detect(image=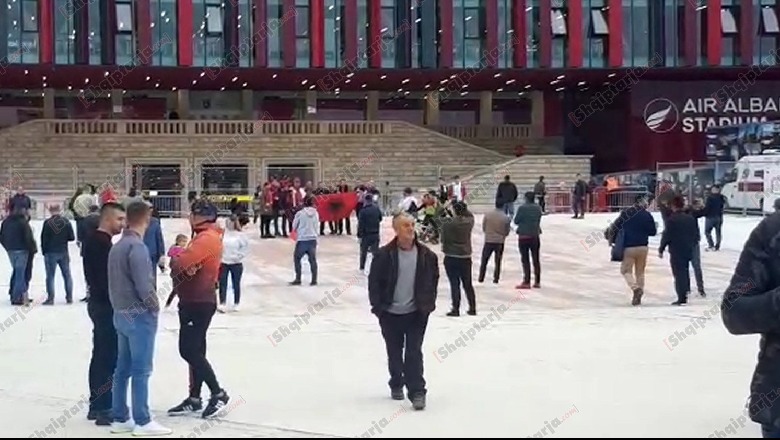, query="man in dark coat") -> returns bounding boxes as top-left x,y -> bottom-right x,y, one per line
357,194 -> 382,272
572,174 -> 588,219
495,175 -> 518,217
0,207 -> 36,305
659,196 -> 699,305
